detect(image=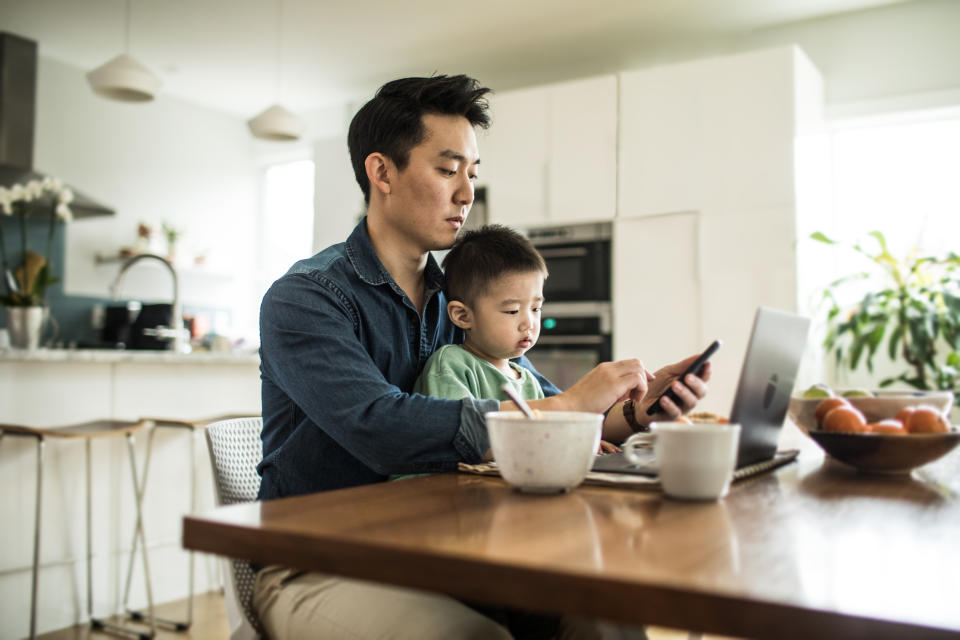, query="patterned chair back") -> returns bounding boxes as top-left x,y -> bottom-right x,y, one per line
205,417 -> 266,639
